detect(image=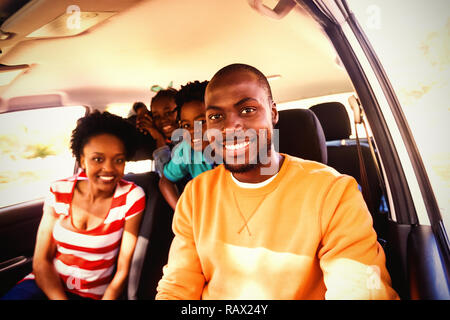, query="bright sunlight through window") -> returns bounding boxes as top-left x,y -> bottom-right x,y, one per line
0,106 -> 86,208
